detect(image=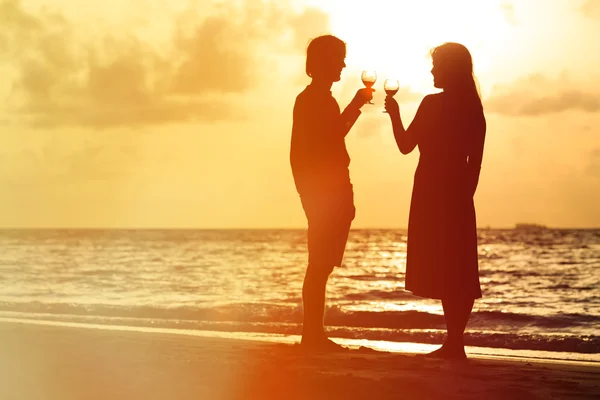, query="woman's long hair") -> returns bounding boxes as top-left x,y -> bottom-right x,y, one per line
431,42 -> 483,111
